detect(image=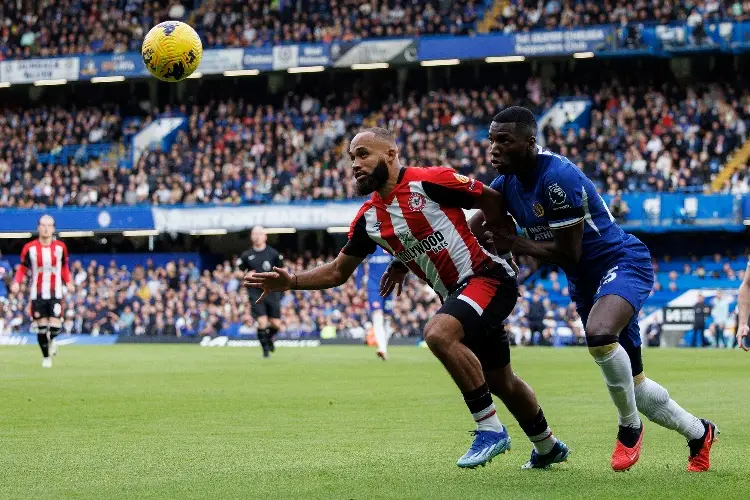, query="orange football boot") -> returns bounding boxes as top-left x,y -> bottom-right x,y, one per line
687,420 -> 718,472
611,423 -> 644,471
